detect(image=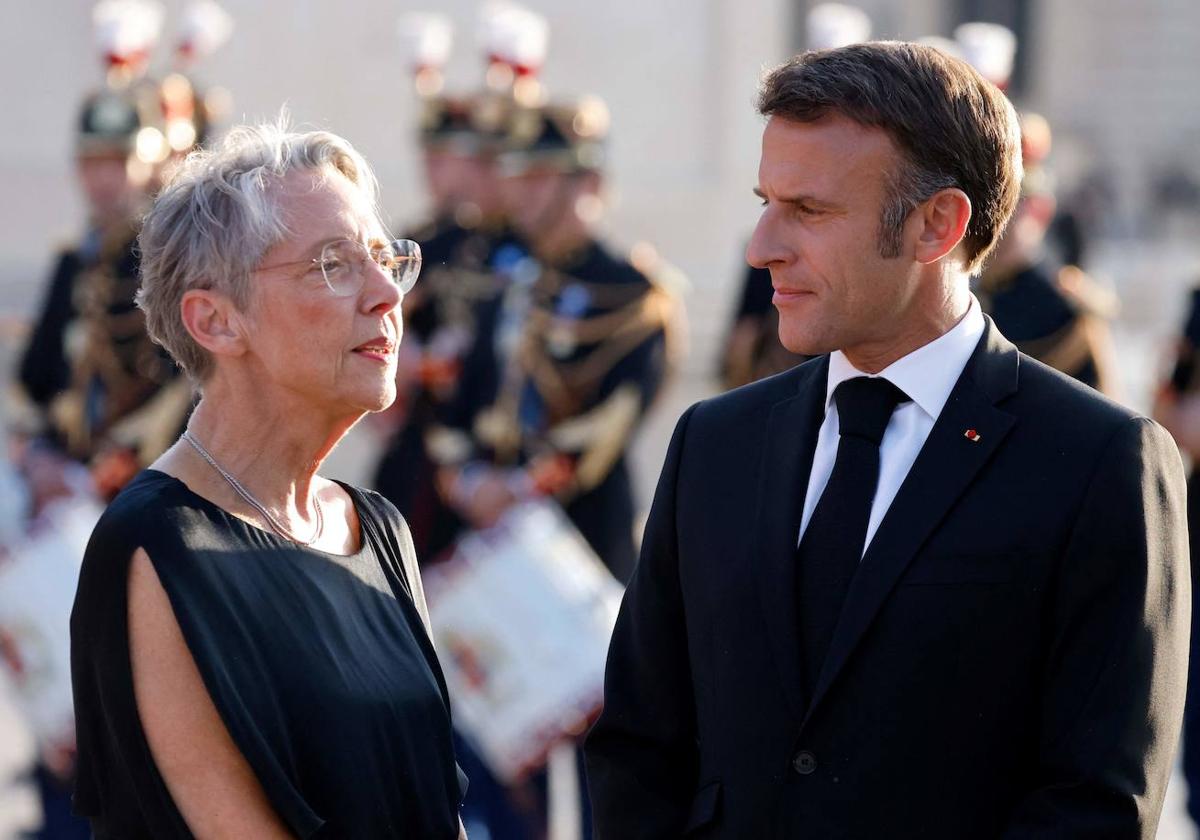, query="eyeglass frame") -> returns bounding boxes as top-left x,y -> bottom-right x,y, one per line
253,237 -> 422,297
